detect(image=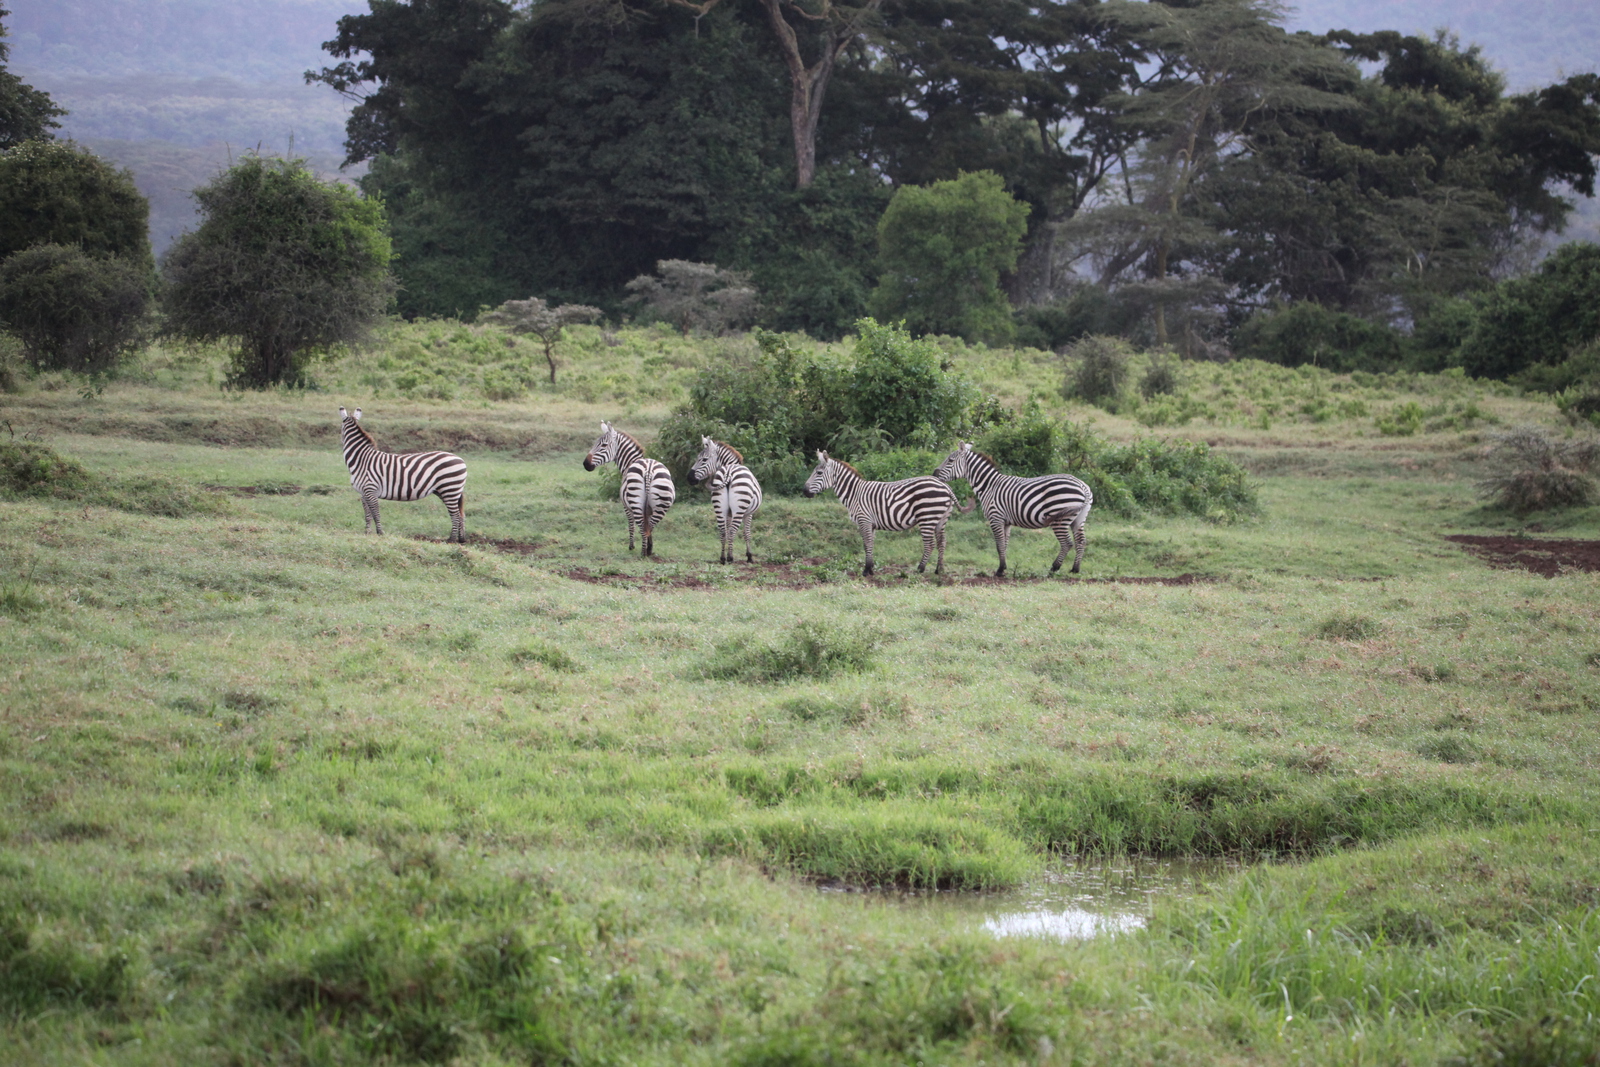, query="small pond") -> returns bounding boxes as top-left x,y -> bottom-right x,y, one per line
838,858 -> 1234,942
